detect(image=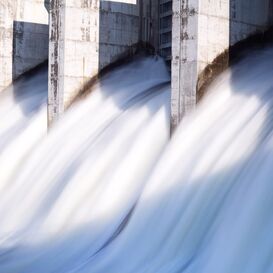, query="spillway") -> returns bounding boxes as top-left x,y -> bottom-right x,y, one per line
0,46 -> 273,273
